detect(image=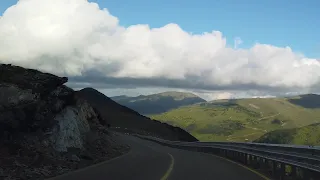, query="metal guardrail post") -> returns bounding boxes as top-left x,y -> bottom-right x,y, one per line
250,155 -> 254,167
279,163 -> 285,180
244,153 -> 248,165
254,156 -> 258,168
256,156 -> 260,169
303,169 -> 311,180
238,152 -> 241,162
290,165 -> 297,179
256,156 -> 261,169
260,158 -> 267,173
272,160 -> 277,177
